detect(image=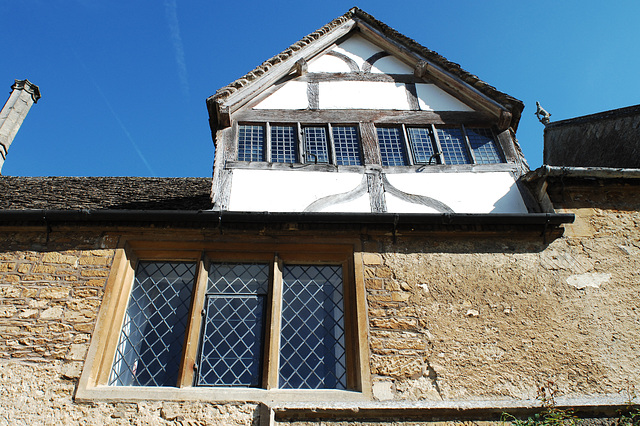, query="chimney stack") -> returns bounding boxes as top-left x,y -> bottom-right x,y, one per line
0,79 -> 41,173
